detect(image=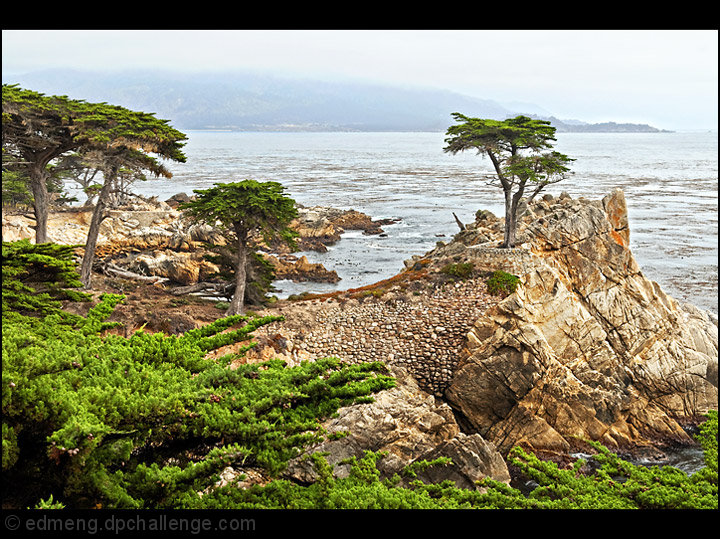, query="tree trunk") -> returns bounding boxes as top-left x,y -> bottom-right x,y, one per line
502,184 -> 527,249
80,176 -> 114,288
502,190 -> 515,248
29,167 -> 50,244
226,231 -> 248,316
